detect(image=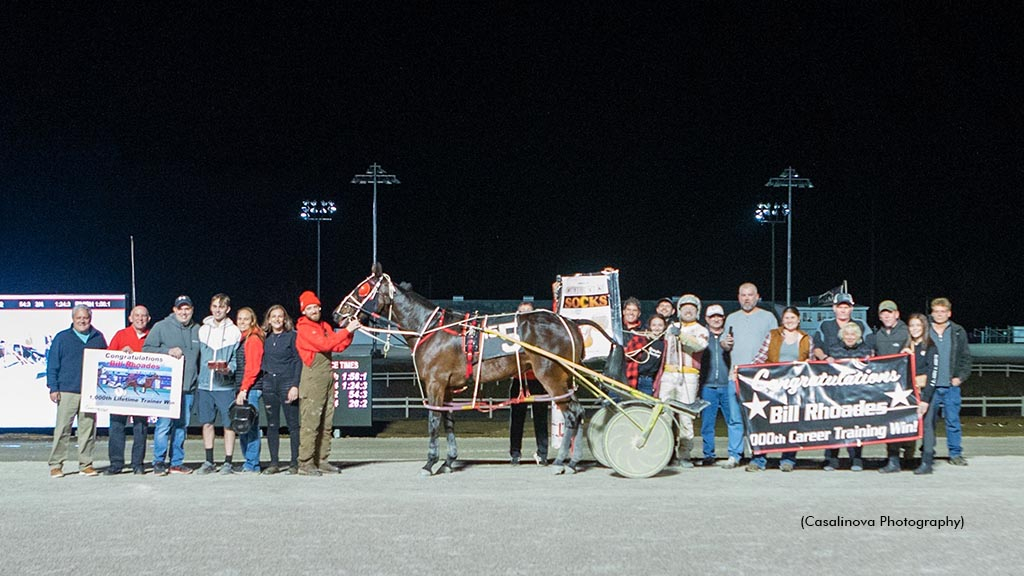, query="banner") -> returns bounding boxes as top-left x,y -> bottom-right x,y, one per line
735,354 -> 921,454
81,350 -> 184,419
